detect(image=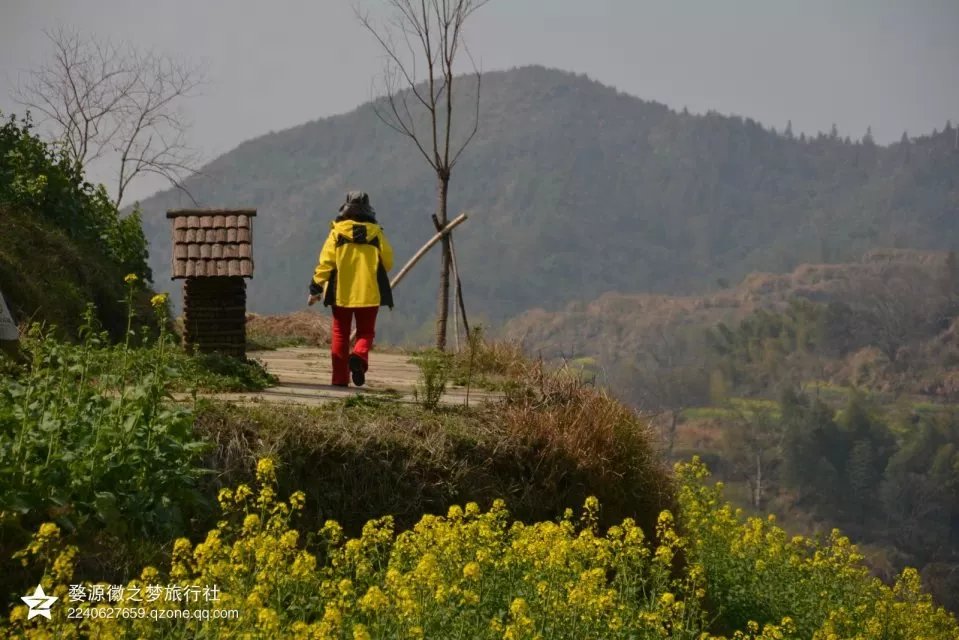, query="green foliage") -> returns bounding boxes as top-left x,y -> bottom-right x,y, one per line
133,66 -> 959,344
0,111 -> 153,339
677,457 -> 959,638
779,391 -> 895,517
0,204 -> 130,339
173,352 -> 278,393
0,289 -> 278,609
0,112 -> 150,282
880,409 -> 959,562
0,305 -> 211,543
411,348 -> 453,410
705,300 -> 831,391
